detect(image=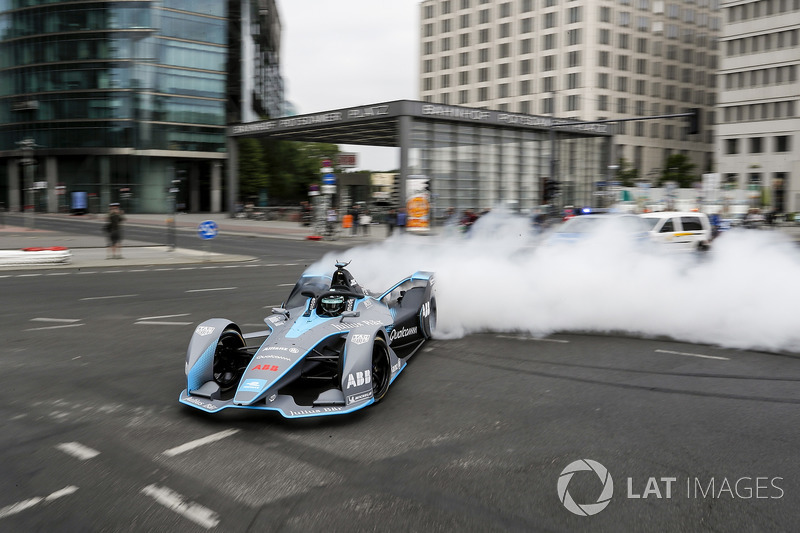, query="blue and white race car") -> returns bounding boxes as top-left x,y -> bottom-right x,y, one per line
180,262 -> 436,418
